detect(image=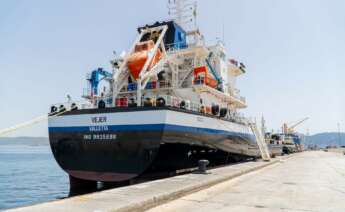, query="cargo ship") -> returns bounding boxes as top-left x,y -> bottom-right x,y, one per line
264,118 -> 308,155
266,133 -> 301,154
48,0 -> 268,187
